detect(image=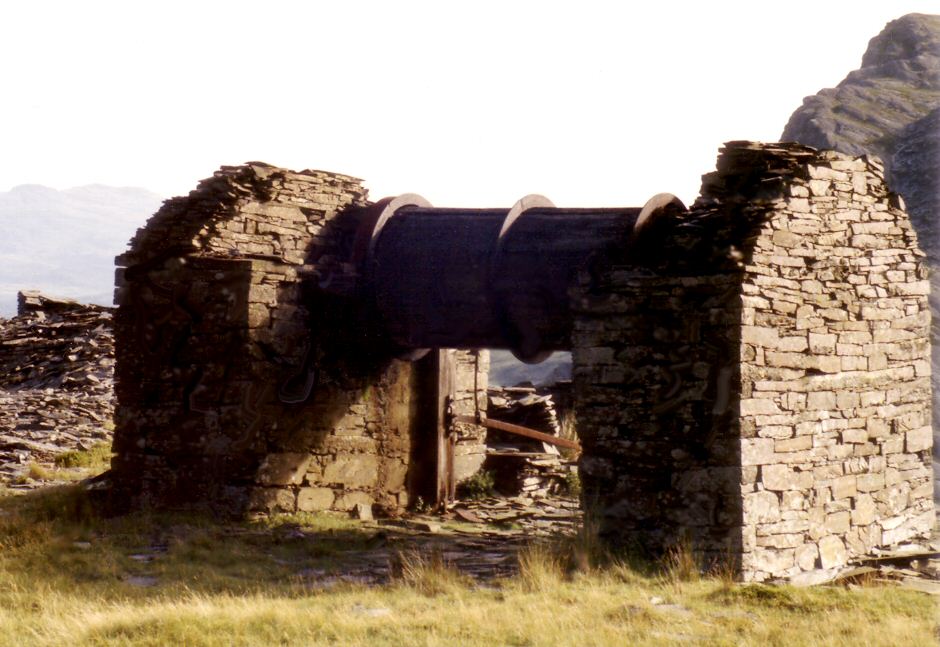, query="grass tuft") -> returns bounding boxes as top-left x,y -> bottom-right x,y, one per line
659,534 -> 702,584
515,542 -> 567,591
54,442 -> 113,471
392,549 -> 472,596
